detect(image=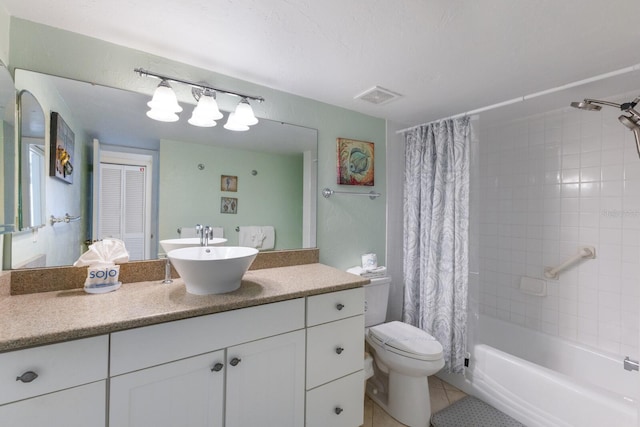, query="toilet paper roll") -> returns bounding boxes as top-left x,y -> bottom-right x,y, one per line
361,253 -> 378,270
